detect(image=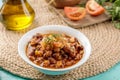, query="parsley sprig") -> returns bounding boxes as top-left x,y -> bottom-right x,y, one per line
96,0 -> 120,29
